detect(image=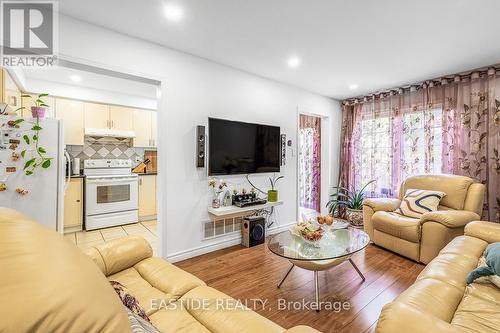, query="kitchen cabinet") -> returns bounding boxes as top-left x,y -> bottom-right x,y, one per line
64,178 -> 83,233
55,98 -> 85,145
84,102 -> 109,129
21,93 -> 55,118
110,105 -> 134,131
133,109 -> 157,147
3,70 -> 22,115
138,174 -> 157,220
